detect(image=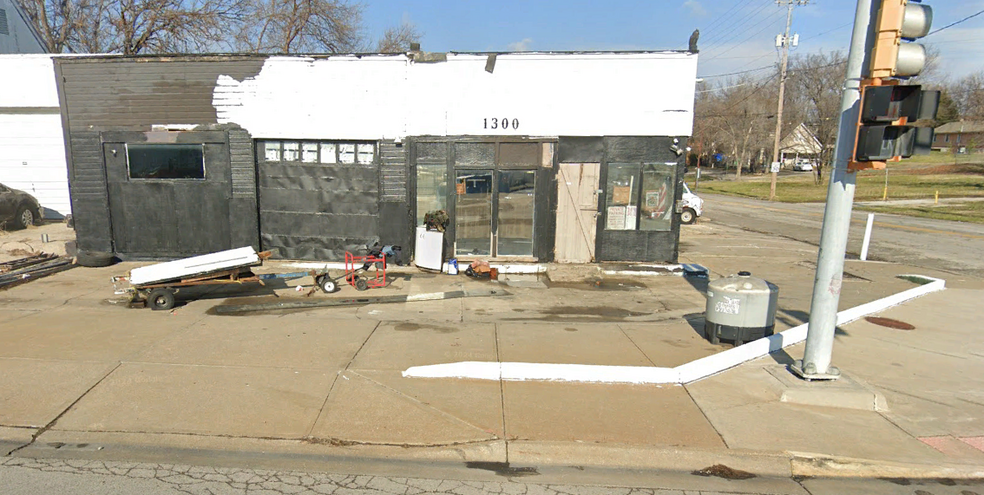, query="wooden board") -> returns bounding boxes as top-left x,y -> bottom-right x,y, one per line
554,163 -> 600,263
